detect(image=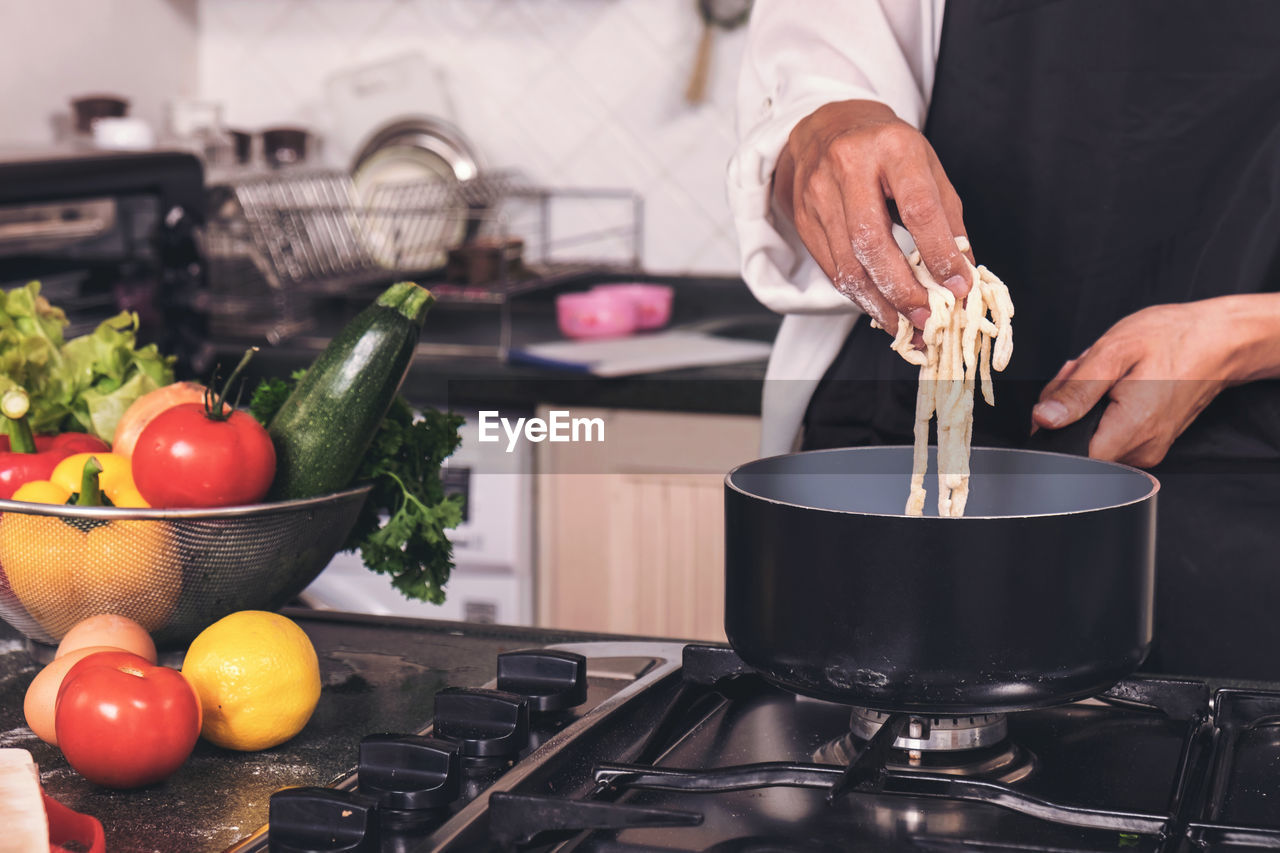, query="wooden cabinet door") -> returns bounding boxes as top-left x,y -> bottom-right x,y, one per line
535,407 -> 761,641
